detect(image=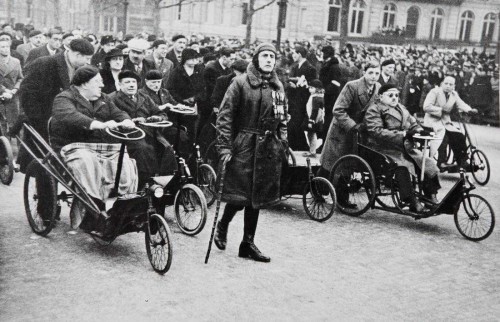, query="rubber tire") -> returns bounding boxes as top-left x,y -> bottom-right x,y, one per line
24,161 -> 57,236
454,194 -> 495,241
329,155 -> 376,217
0,136 -> 14,185
198,164 -> 217,207
174,184 -> 207,236
302,177 -> 337,222
145,214 -> 173,274
470,149 -> 490,186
